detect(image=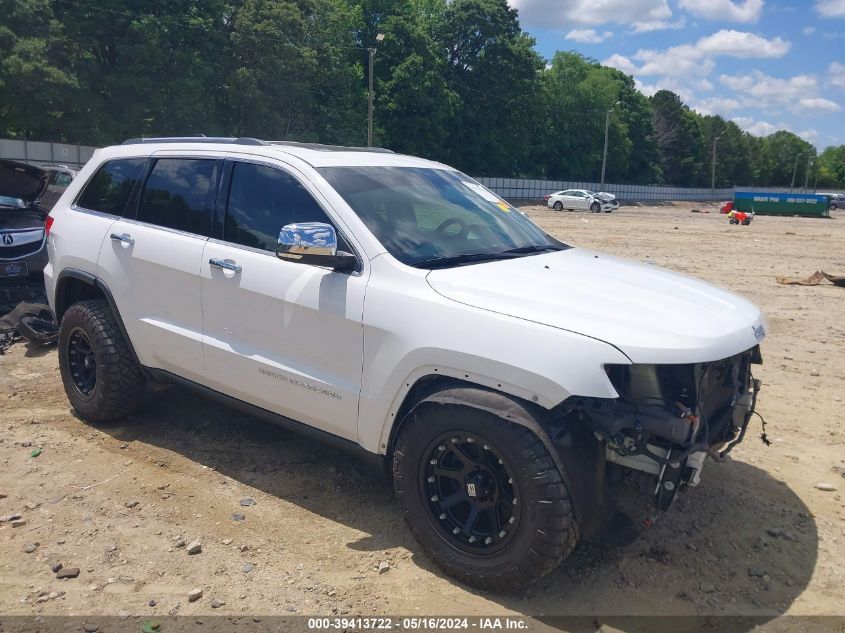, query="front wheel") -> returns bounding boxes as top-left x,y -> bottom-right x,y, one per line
393,400 -> 577,592
58,300 -> 146,423
590,202 -> 601,213
553,201 -> 563,211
